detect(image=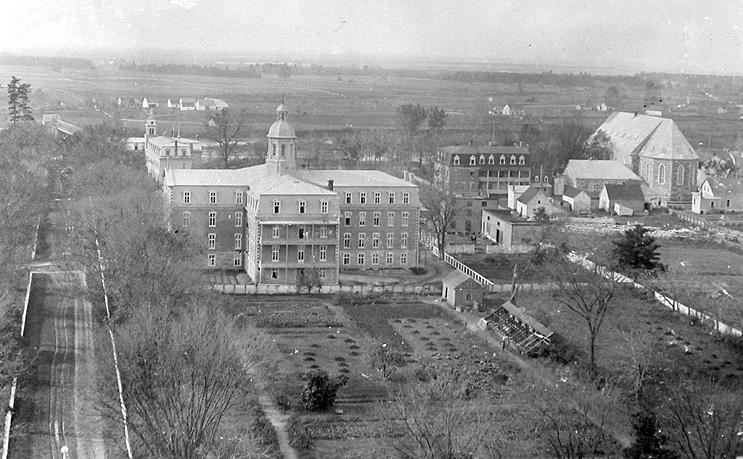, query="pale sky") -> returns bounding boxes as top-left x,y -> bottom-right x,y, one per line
4,0 -> 743,74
